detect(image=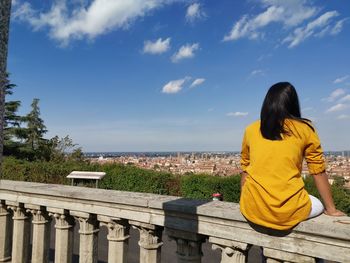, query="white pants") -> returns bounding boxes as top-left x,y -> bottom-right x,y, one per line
307,195 -> 324,219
